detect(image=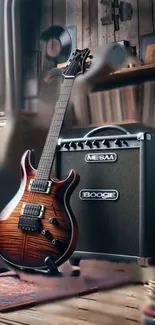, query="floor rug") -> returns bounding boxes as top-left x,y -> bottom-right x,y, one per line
0,260 -> 134,313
